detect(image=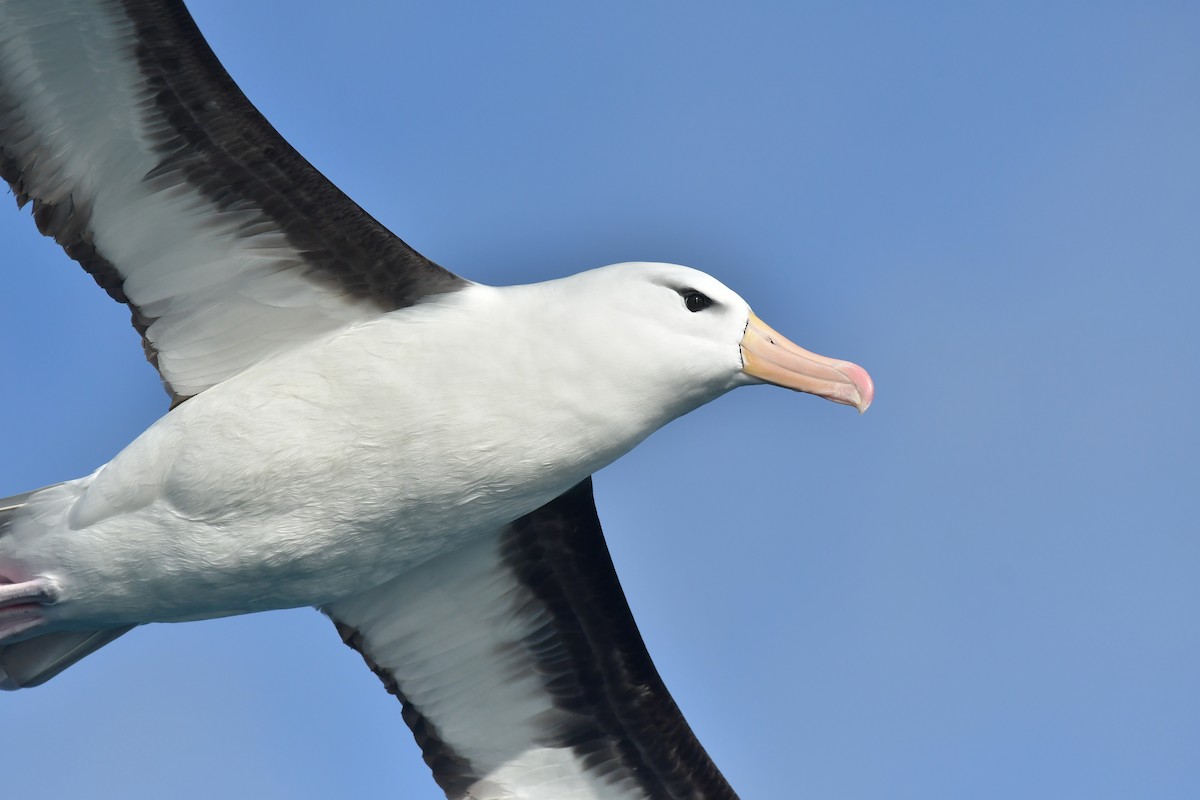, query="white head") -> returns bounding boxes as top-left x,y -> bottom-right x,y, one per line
508,262 -> 872,434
